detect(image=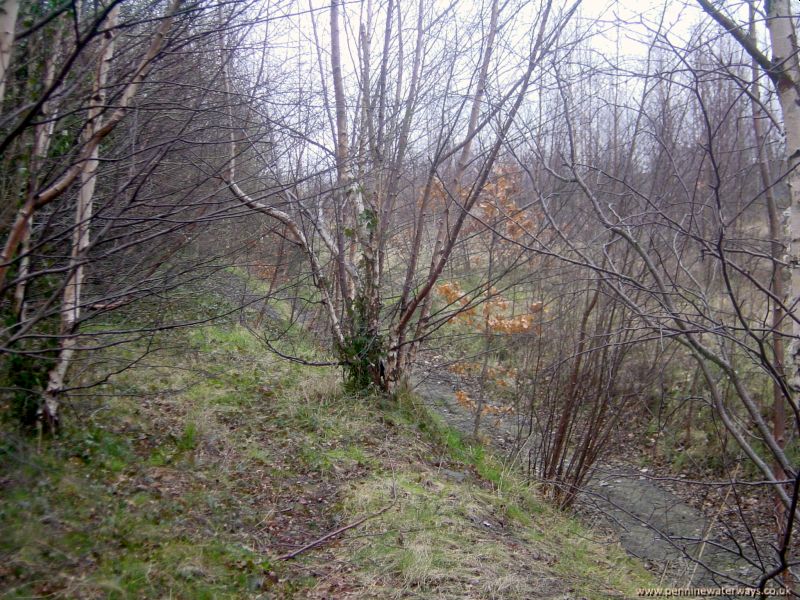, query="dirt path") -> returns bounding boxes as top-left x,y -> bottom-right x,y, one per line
415,374 -> 760,589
